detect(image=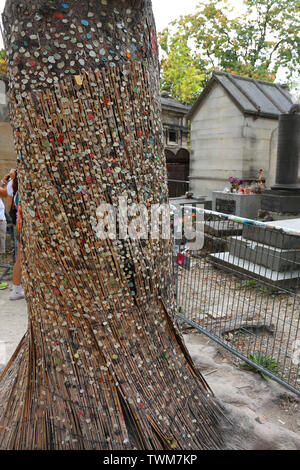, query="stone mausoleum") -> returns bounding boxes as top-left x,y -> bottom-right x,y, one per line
187,71 -> 296,199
